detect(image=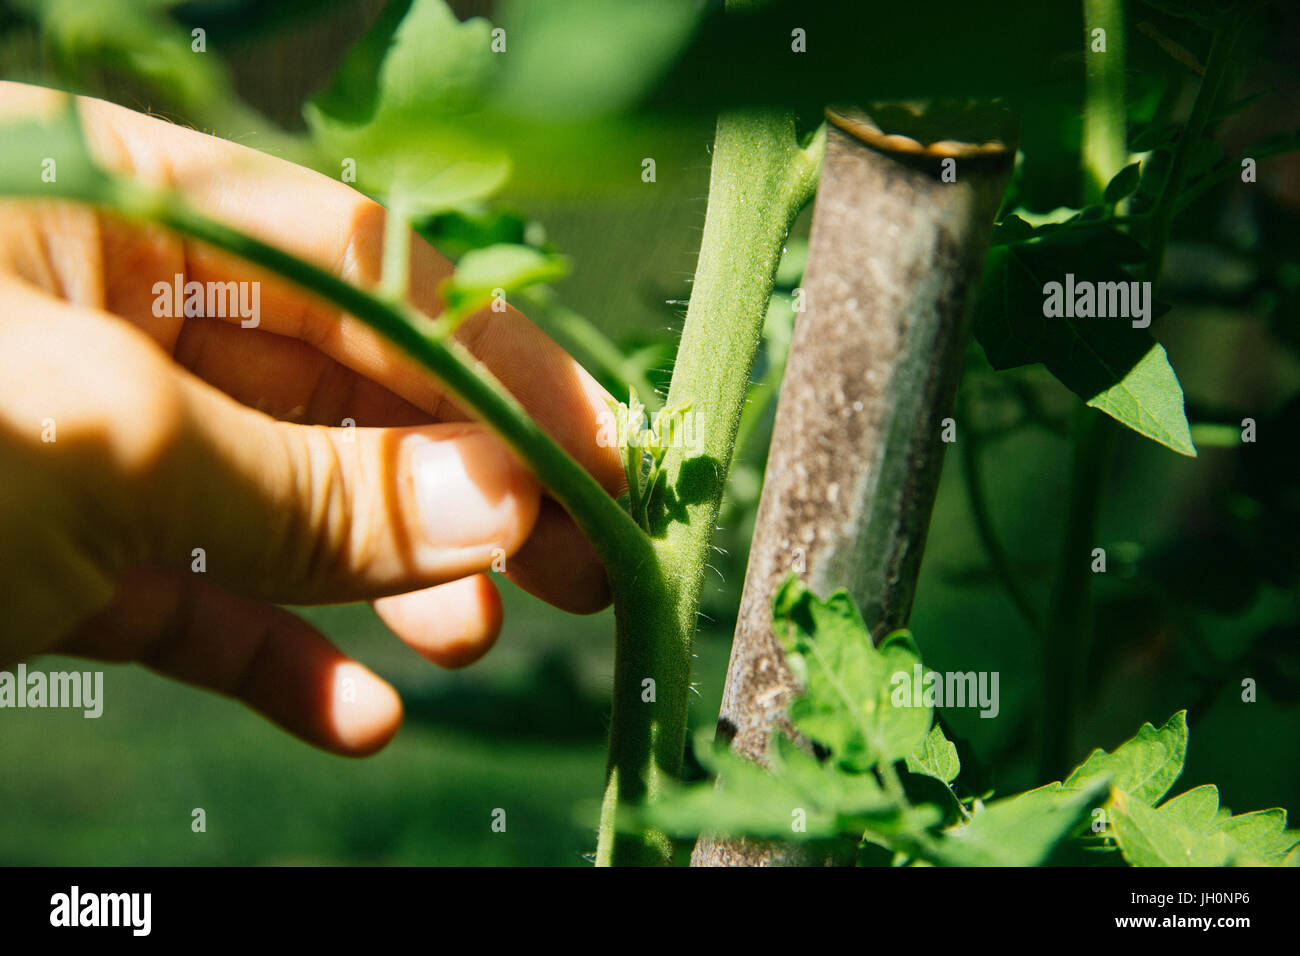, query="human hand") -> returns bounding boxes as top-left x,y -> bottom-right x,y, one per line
0,82 -> 624,755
